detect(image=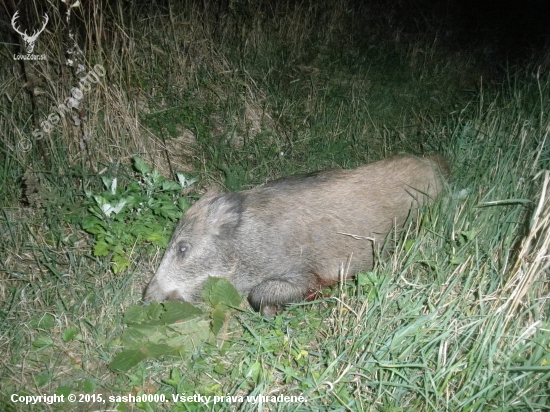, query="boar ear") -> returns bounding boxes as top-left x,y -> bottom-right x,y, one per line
207,192 -> 244,232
